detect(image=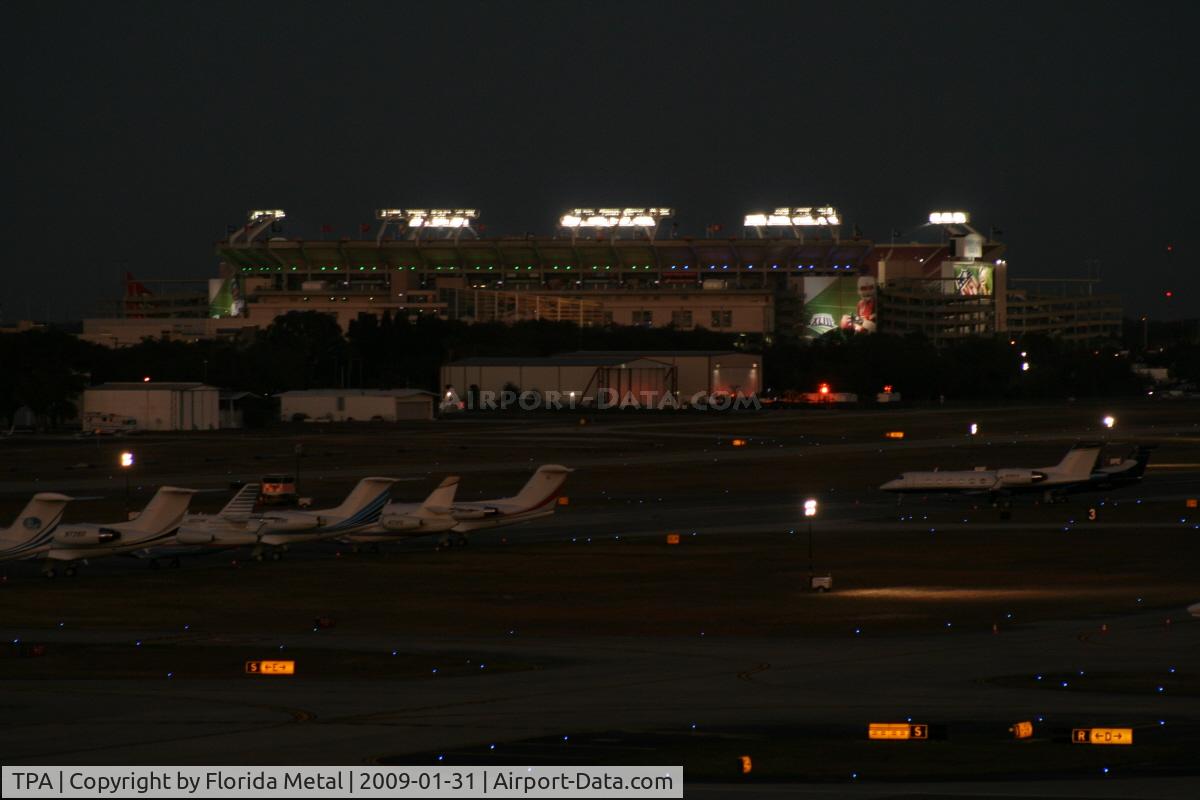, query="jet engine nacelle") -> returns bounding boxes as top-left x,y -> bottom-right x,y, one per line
995,469 -> 1047,486
175,528 -> 215,545
261,513 -> 324,531
380,515 -> 422,531
52,526 -> 121,545
449,507 -> 498,520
